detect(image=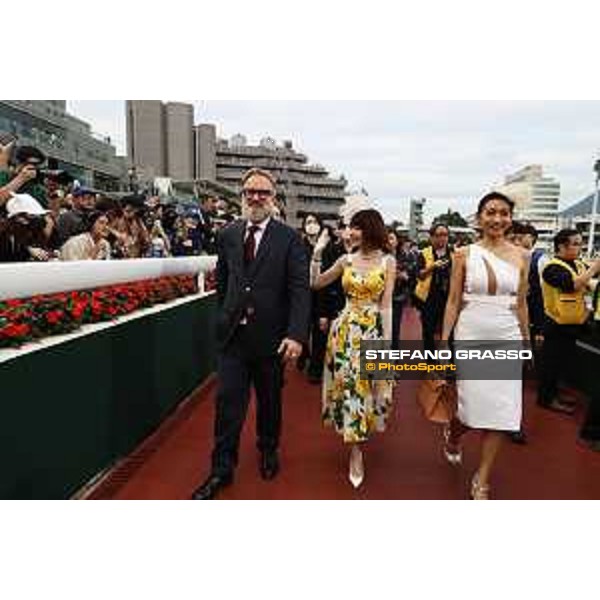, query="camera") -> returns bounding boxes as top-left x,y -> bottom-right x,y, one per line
38,168 -> 75,186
